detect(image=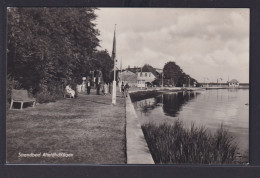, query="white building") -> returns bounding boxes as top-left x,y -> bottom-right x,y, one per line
136,65 -> 159,88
